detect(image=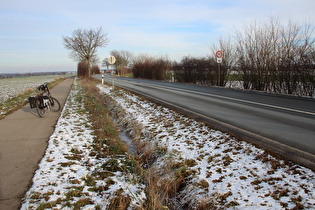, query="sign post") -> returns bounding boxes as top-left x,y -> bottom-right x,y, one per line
215,51 -> 223,86
107,56 -> 116,88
